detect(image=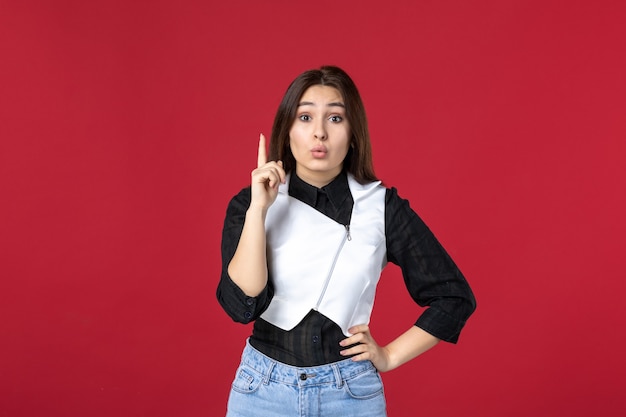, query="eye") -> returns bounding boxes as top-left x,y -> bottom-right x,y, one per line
299,114 -> 312,122
329,115 -> 343,123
